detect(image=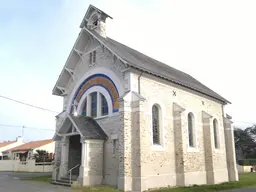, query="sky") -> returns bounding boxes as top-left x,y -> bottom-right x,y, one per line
0,0 -> 256,142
